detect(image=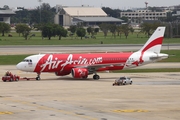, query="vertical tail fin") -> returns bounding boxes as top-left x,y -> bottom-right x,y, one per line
138,27 -> 166,53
